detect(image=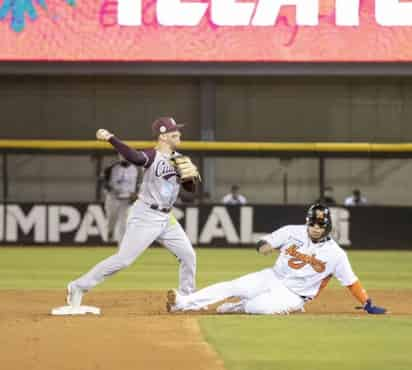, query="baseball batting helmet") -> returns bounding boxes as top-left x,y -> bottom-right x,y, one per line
306,203 -> 332,236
